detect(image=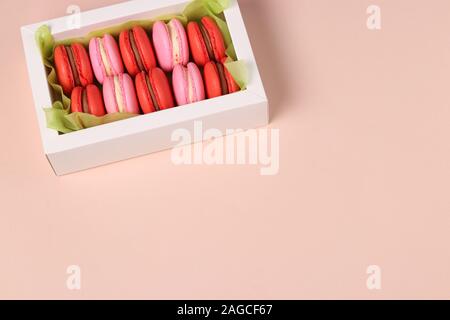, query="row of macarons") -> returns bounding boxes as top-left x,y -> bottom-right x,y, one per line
54,17 -> 239,115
